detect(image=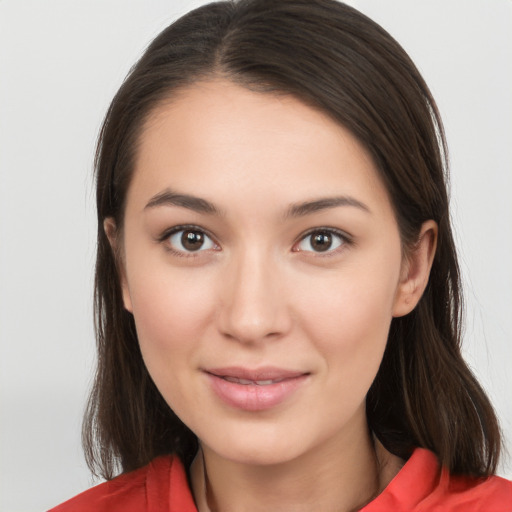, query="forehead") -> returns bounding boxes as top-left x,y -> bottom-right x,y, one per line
142,79 -> 369,158
129,79 -> 391,216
